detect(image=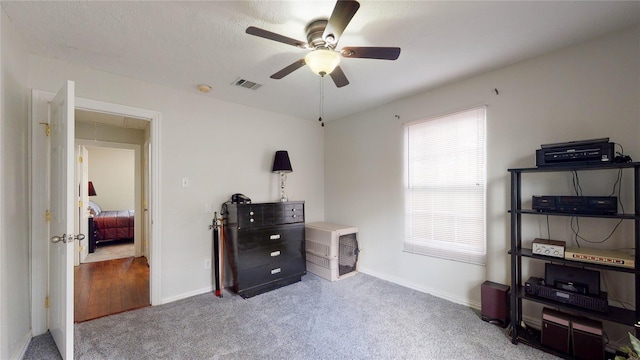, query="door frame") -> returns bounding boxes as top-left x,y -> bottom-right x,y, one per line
76,140 -> 143,260
75,145 -> 90,265
30,89 -> 162,335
